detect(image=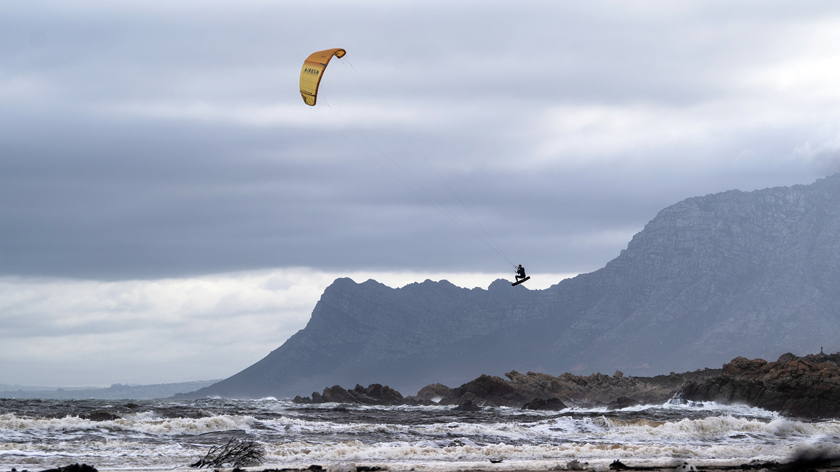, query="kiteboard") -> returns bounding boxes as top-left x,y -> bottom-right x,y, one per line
511,276 -> 530,287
